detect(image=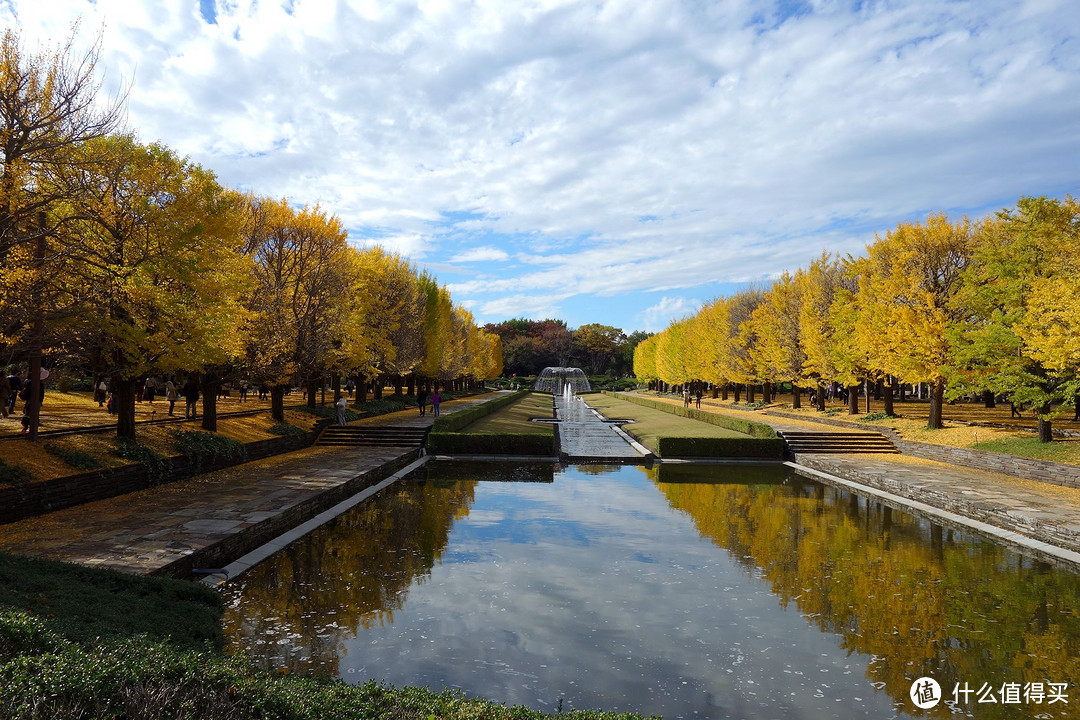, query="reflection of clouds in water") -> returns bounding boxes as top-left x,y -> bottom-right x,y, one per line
336,465 -> 892,718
